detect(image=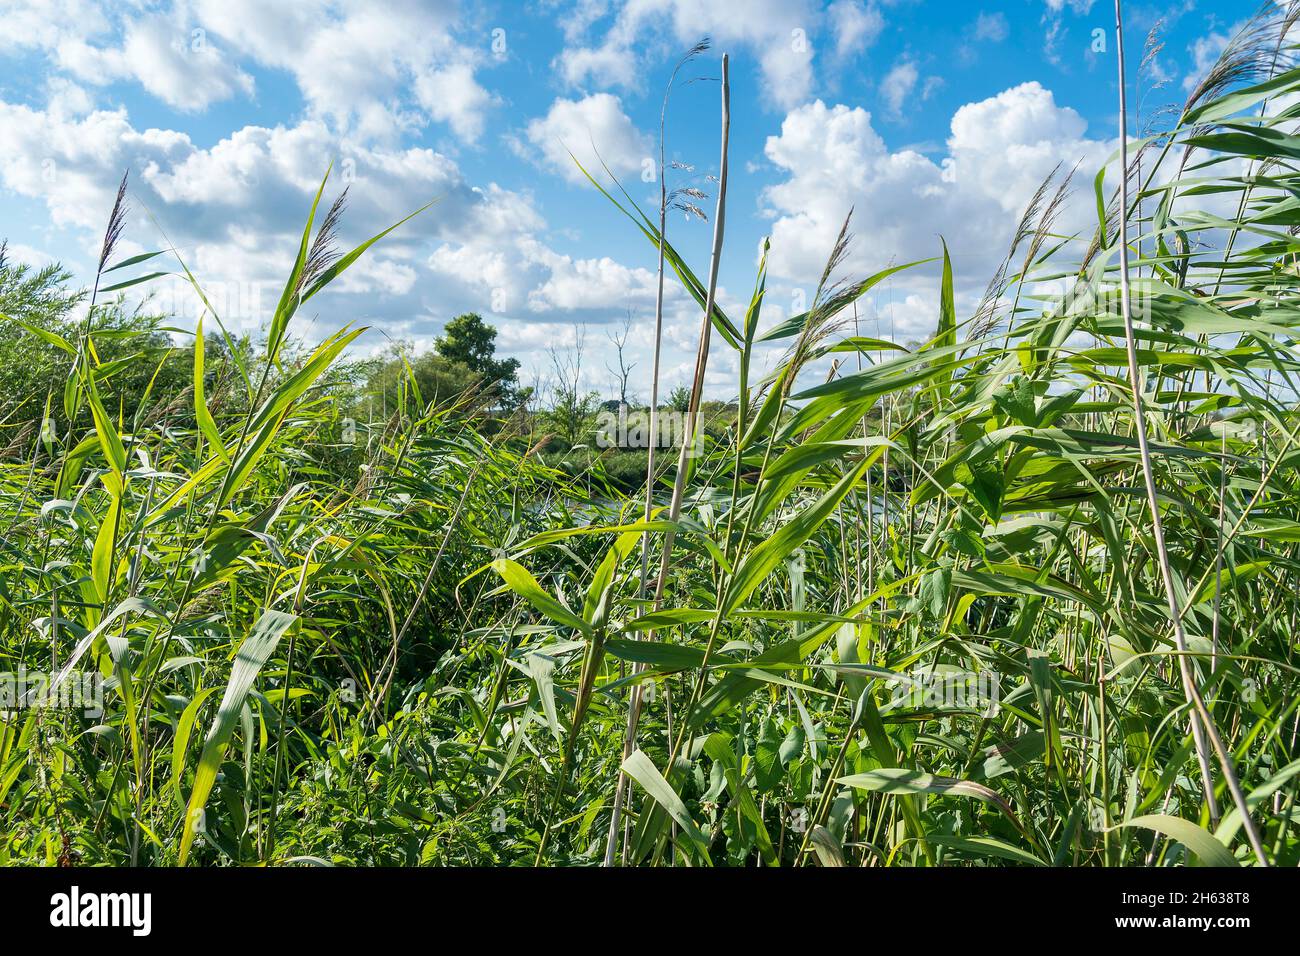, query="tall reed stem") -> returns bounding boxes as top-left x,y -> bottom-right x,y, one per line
1114,0 -> 1268,866
649,50 -> 729,673
615,53 -> 728,864
604,41 -> 710,866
